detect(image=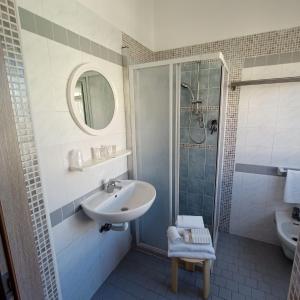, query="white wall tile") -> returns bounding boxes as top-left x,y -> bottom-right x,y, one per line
271,146 -> 300,168
242,146 -> 272,165
278,83 -> 300,108
41,0 -> 80,33
17,0 -> 43,14
248,85 -> 280,109
48,39 -> 83,78
47,40 -> 83,112
276,106 -> 300,129
38,145 -> 68,212
240,174 -> 268,207
21,31 -> 55,113
230,173 -> 285,245
56,225 -> 131,300
241,68 -> 254,80
232,63 -> 300,244
280,62 -> 300,77
52,211 -> 97,254
41,0 -> 122,54
238,85 -> 252,107
20,4 -> 129,297
248,65 -> 282,80
273,128 -> 300,149
76,5 -> 122,54
247,106 -> 277,128
237,106 -> 248,128
245,126 -> 275,147
33,111 -> 72,147
230,172 -> 243,203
